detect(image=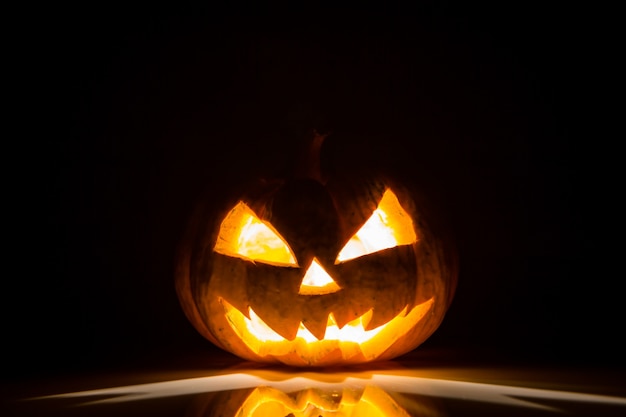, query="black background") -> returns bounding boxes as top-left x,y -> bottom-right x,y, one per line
6,3 -> 621,380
